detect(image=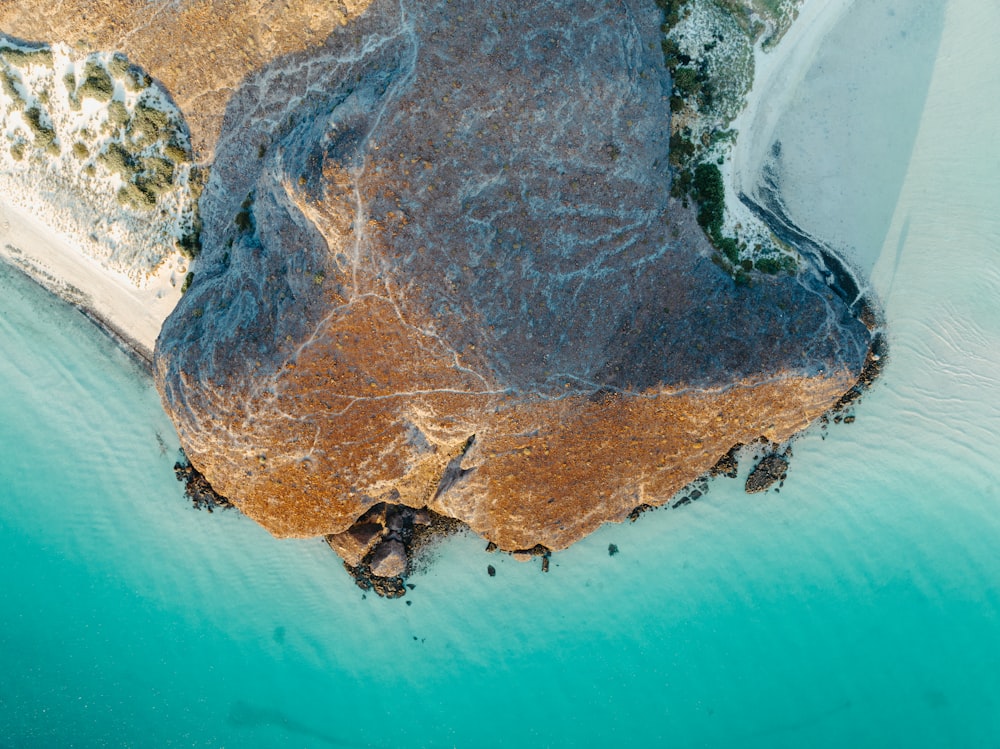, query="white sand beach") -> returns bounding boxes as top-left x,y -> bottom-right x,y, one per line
722,0 -> 855,240
0,197 -> 182,364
